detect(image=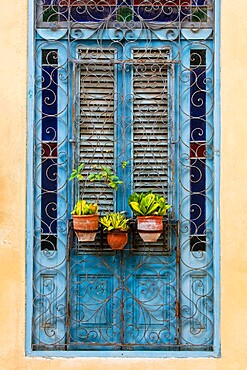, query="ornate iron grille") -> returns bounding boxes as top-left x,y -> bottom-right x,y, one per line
31,0 -> 216,353
67,219 -> 179,350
